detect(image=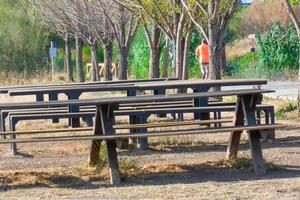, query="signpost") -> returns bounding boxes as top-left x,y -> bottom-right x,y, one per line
49,41 -> 57,80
